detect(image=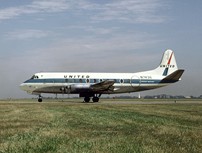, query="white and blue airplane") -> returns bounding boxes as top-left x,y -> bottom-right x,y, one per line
20,49 -> 184,102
